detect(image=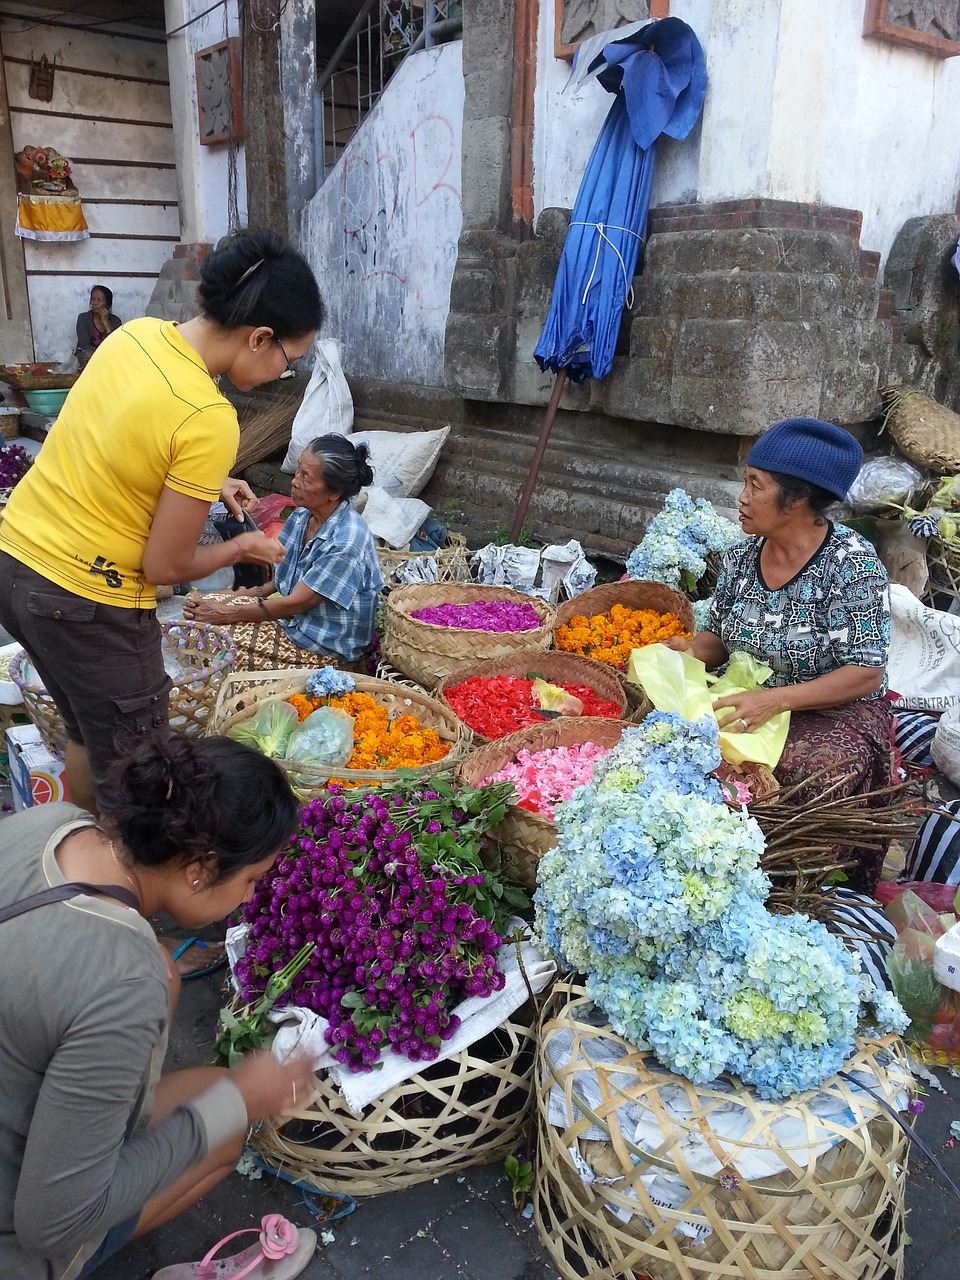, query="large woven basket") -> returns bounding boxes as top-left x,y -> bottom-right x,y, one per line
382,583 -> 555,691
210,667 -> 471,795
535,981 -> 911,1280
249,1004 -> 536,1198
880,385 -> 960,474
377,531 -> 472,591
555,580 -> 694,668
8,621 -> 236,755
438,649 -> 627,742
0,365 -> 78,391
459,718 -> 631,891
